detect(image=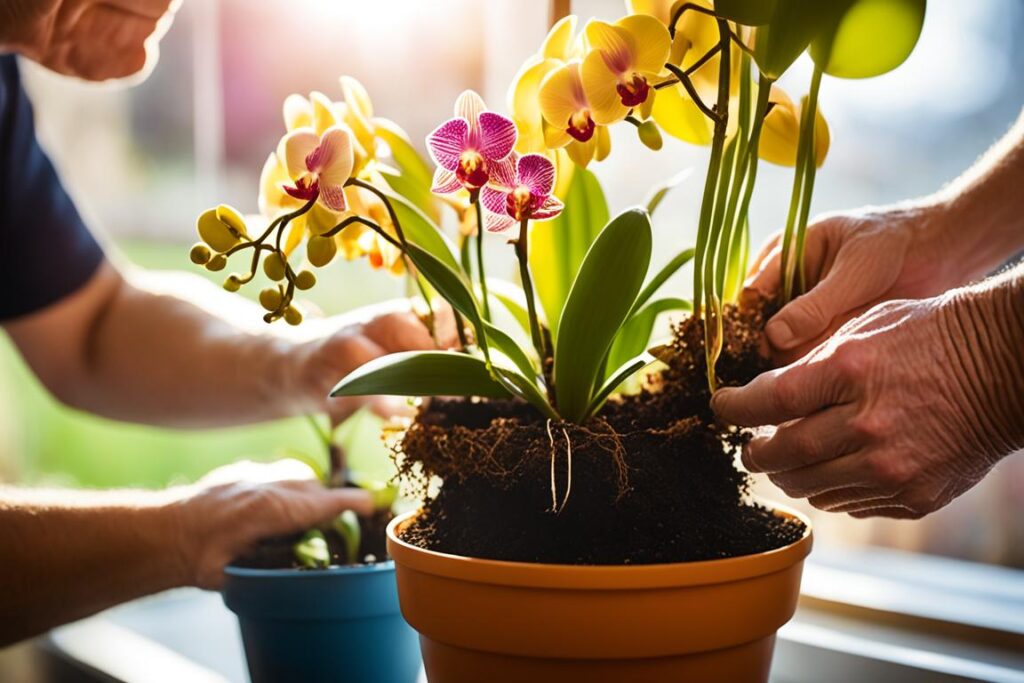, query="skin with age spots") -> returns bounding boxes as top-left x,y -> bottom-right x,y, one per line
716,111 -> 1024,519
